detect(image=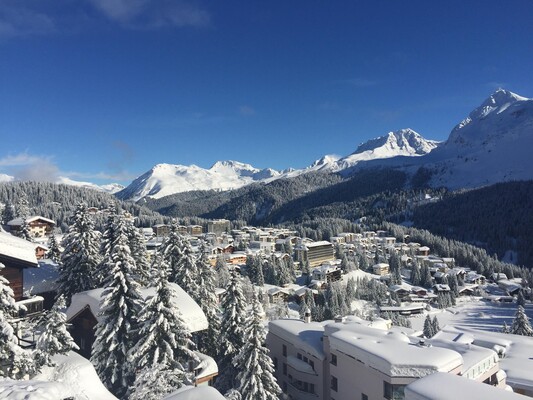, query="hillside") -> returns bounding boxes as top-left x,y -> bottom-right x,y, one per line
410,180 -> 533,268
0,181 -> 167,231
